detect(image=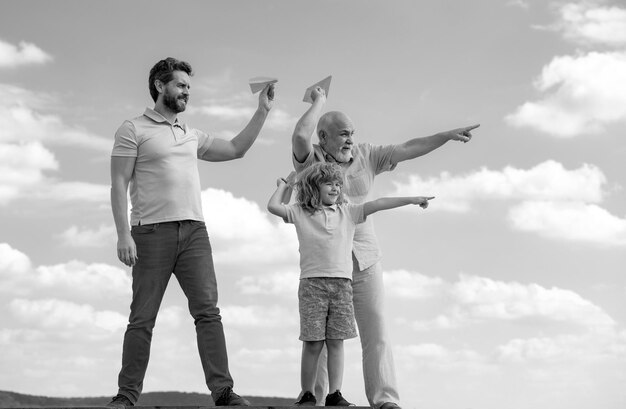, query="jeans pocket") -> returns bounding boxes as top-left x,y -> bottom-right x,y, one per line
131,223 -> 160,234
